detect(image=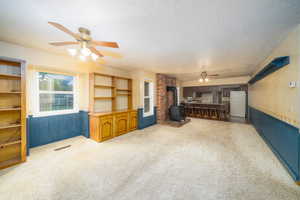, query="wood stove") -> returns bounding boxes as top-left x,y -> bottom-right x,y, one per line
167,86 -> 186,121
